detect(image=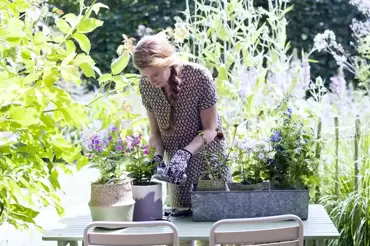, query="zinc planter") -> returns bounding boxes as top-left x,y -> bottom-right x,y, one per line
191,189 -> 309,222
132,182 -> 162,221
88,181 -> 135,222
